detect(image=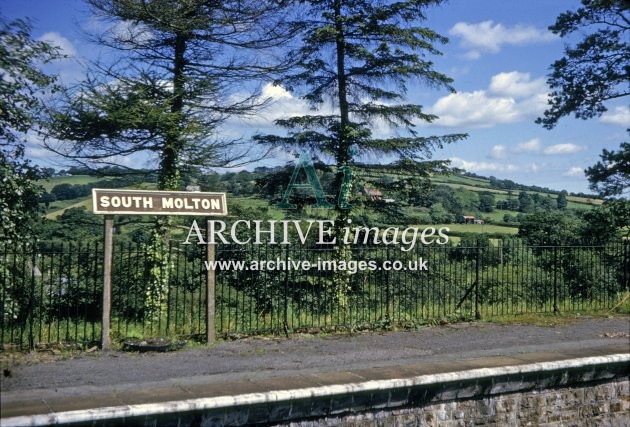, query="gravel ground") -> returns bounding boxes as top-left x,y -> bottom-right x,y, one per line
2,316 -> 628,392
